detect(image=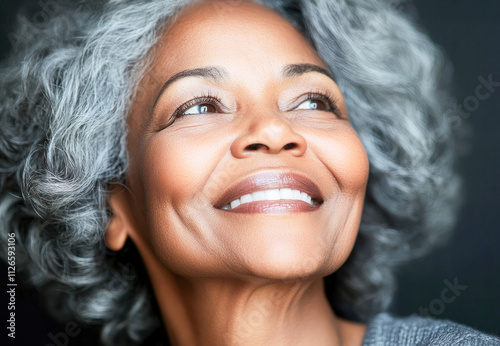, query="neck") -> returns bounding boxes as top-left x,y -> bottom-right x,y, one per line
148,269 -> 366,346
131,234 -> 366,345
